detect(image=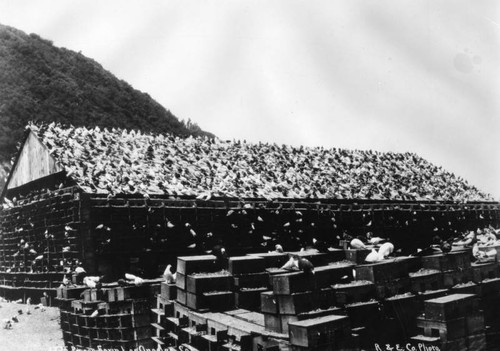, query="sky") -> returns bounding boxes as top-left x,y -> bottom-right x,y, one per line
0,0 -> 499,198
